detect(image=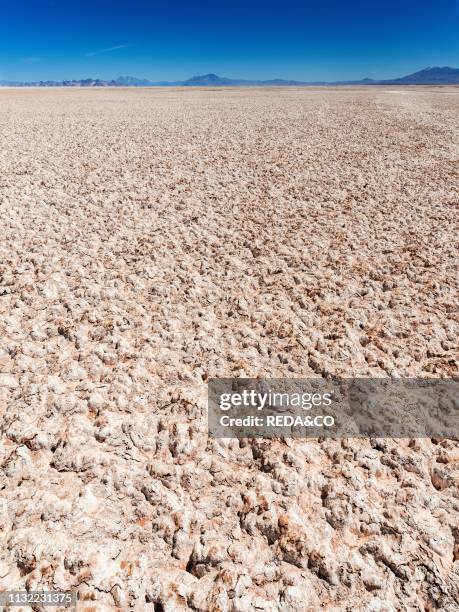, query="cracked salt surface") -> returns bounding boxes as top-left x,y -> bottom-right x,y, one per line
0,86 -> 458,610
